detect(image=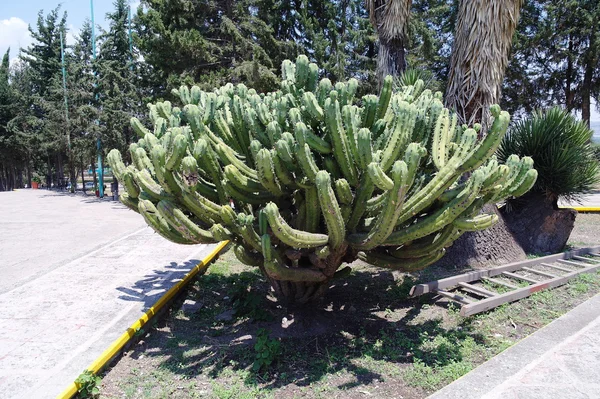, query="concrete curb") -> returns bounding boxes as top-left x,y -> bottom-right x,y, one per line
56,240 -> 230,399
